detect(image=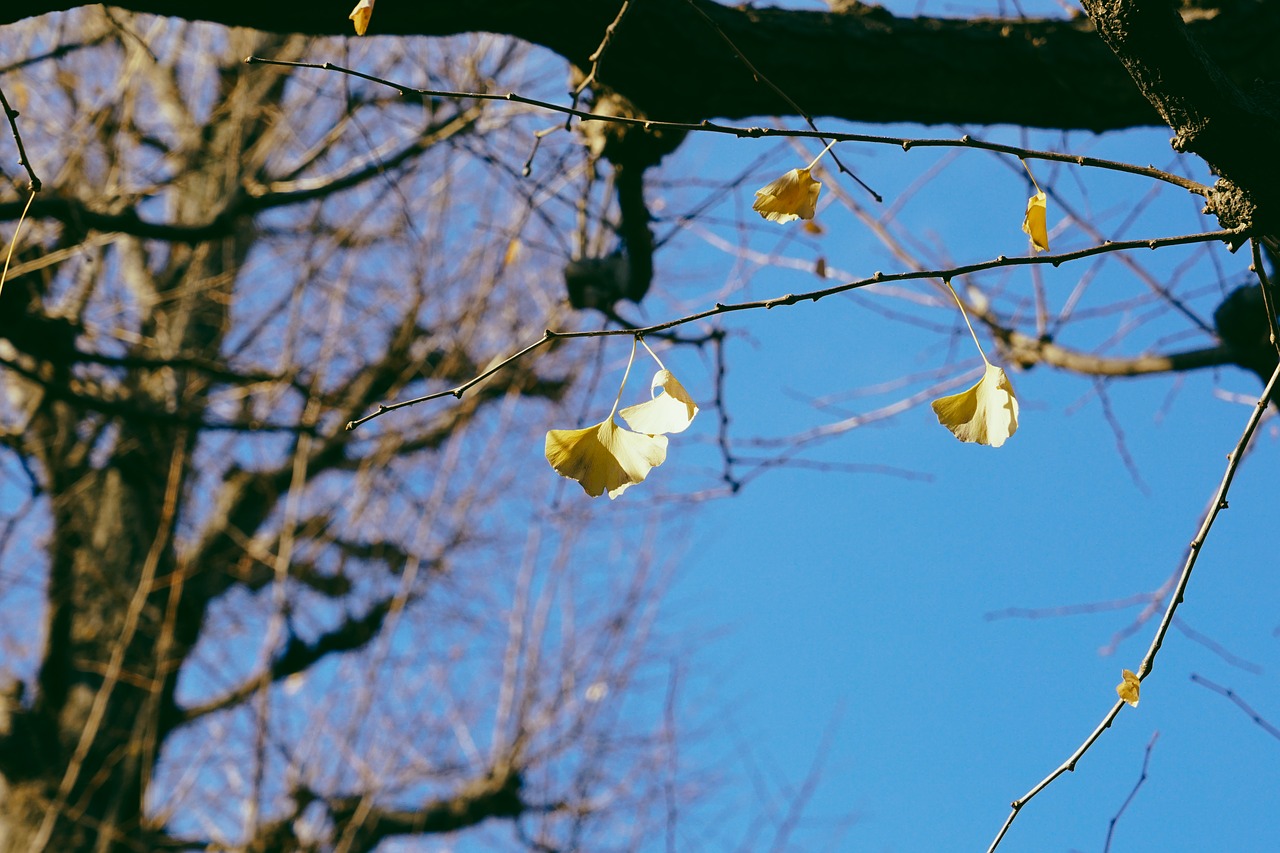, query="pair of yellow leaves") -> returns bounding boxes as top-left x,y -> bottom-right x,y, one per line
545,360 -> 699,500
